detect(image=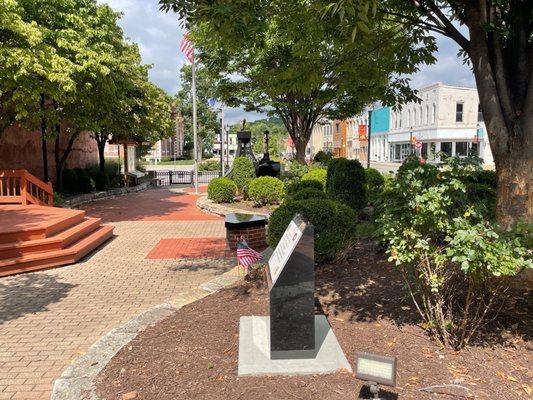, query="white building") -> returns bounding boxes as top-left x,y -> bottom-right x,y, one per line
383,83 -> 493,165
